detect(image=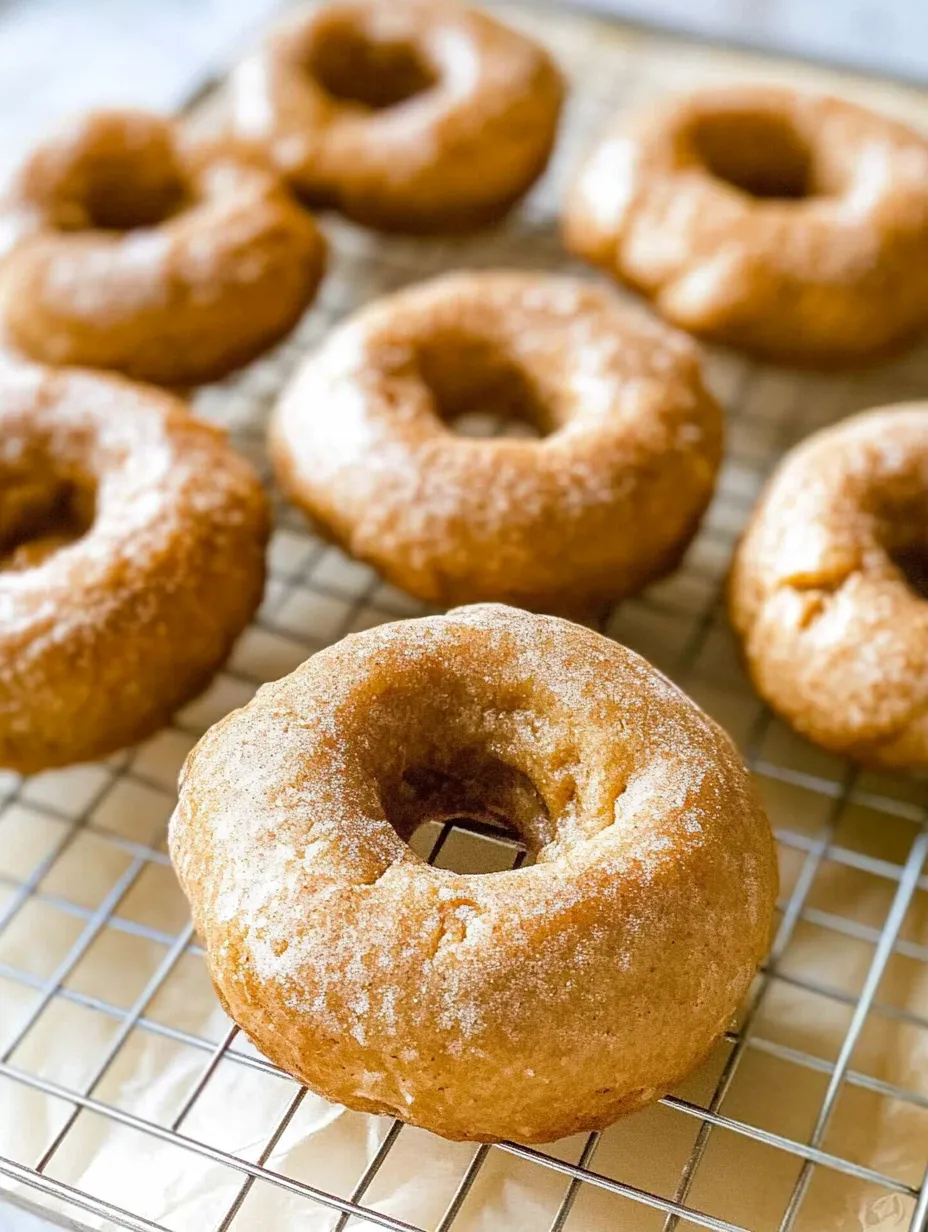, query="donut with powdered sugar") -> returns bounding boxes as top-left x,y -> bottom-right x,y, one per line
0,363 -> 269,772
170,604 -> 777,1143
0,110 -> 325,385
208,0 -> 563,233
270,271 -> 723,615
